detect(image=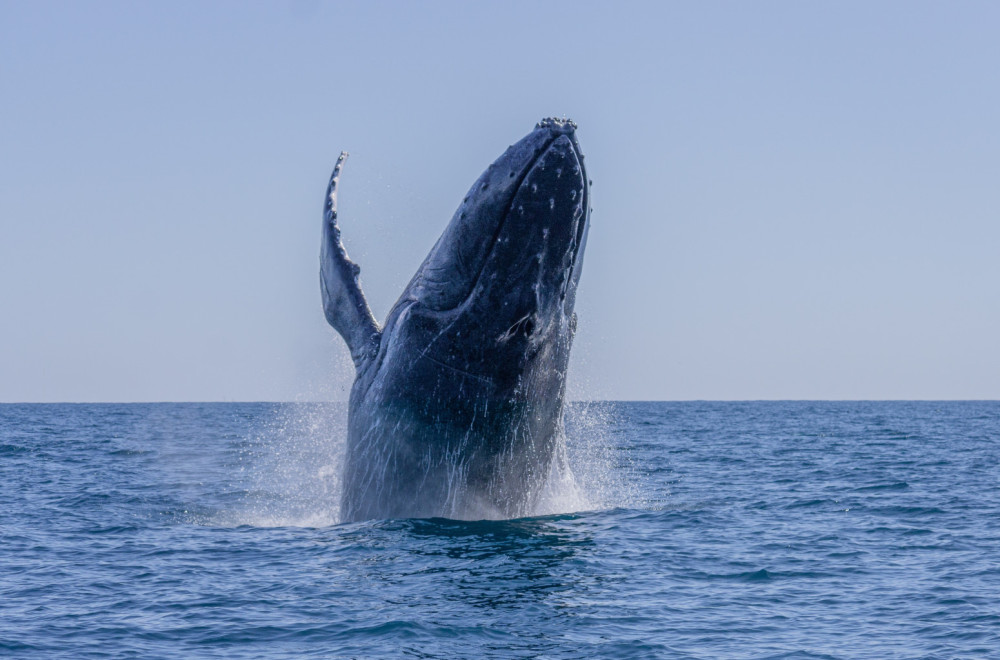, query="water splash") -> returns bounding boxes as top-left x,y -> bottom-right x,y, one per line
537,401 -> 638,515
224,402 -> 348,527
221,400 -> 632,527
